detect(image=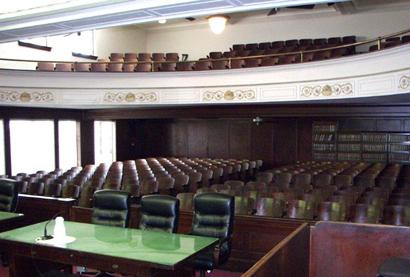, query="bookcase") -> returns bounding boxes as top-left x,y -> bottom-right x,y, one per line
312,122 -> 337,161
337,132 -> 361,161
389,133 -> 410,163
312,123 -> 410,163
